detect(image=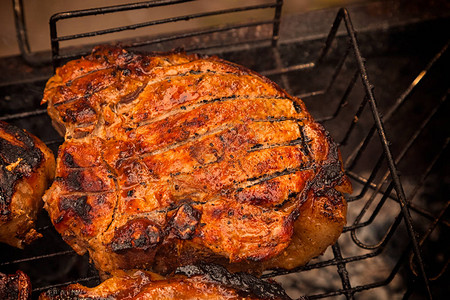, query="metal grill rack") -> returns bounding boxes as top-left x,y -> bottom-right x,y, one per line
1,1 -> 448,299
